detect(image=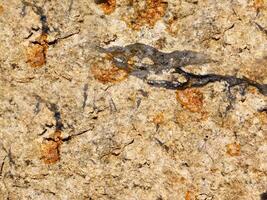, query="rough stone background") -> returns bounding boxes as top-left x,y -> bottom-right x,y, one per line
0,0 -> 266,199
